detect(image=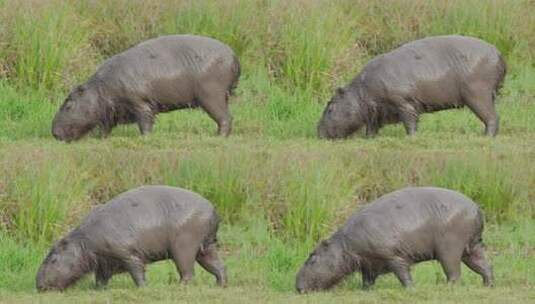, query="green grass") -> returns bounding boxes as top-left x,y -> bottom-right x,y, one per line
0,0 -> 534,303
0,136 -> 533,303
1,221 -> 534,303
